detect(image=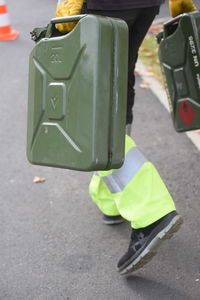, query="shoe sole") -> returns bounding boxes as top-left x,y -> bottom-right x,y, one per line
103,219 -> 124,225
118,215 -> 183,275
